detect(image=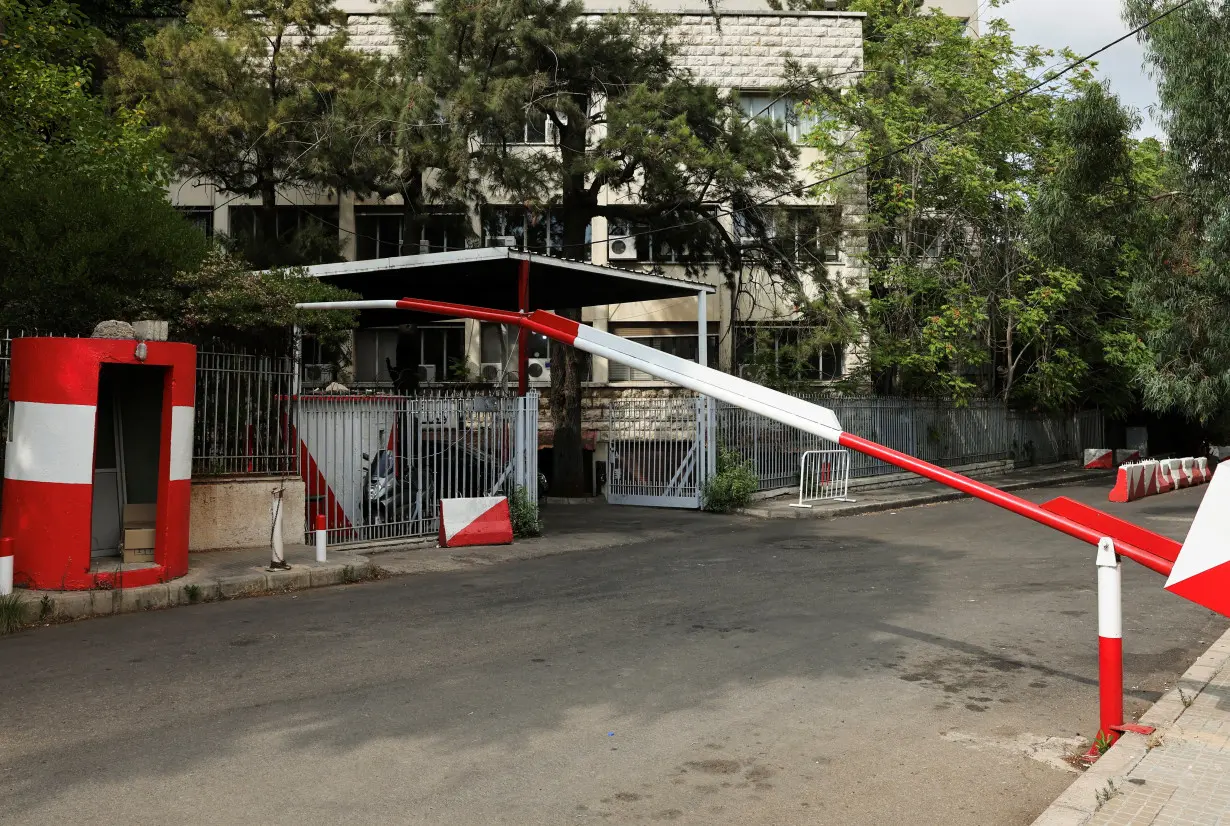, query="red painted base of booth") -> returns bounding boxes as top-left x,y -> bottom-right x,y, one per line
1,477 -> 189,590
